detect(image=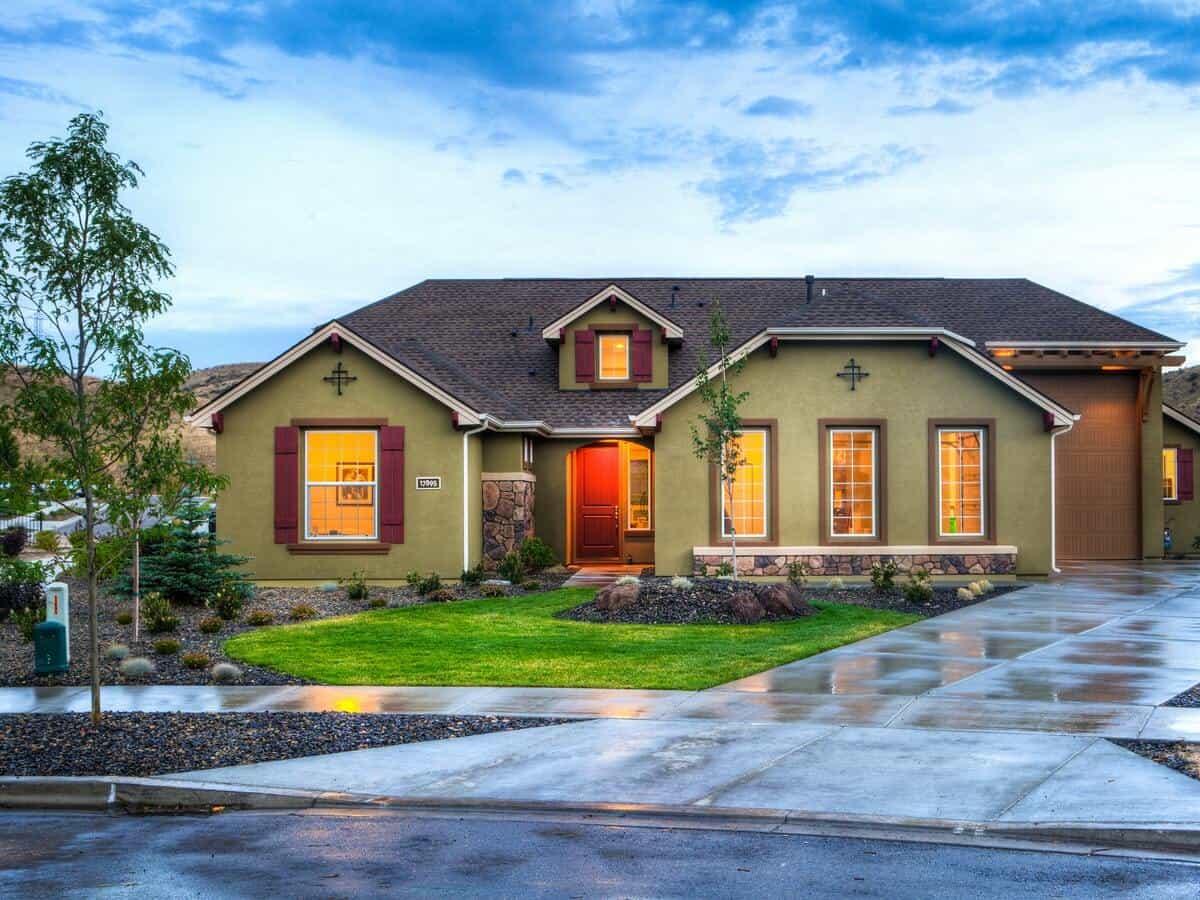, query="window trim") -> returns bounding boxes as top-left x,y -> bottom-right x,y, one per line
303,428 -> 380,542
626,443 -> 653,532
927,419 -> 996,545
596,332 -> 632,382
522,436 -> 535,472
818,419 -> 887,546
708,419 -> 779,546
1164,444 -> 1181,504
